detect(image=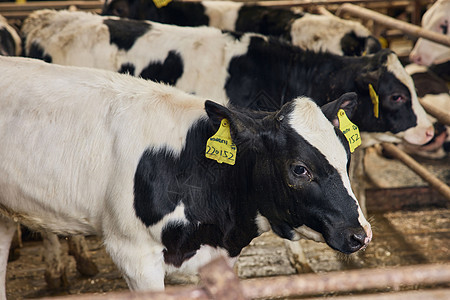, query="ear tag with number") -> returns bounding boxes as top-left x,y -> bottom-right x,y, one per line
338,109 -> 361,153
205,119 -> 237,165
152,0 -> 172,8
368,84 -> 379,118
